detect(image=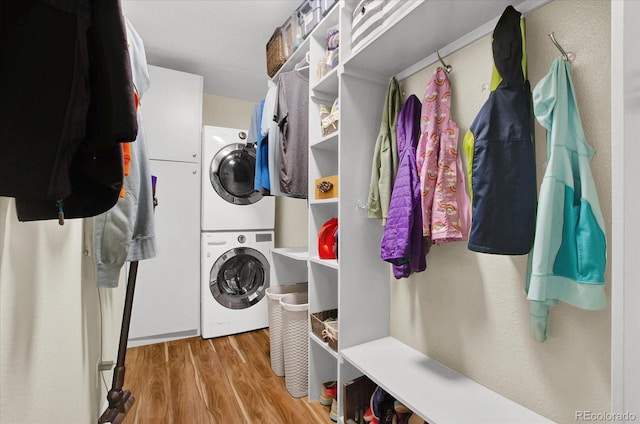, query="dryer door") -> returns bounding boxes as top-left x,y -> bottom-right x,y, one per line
209,143 -> 262,205
209,247 -> 269,309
